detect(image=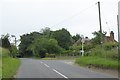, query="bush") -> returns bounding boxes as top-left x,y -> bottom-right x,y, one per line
46,53 -> 56,58
28,38 -> 63,57
103,42 -> 118,50
39,48 -> 47,58
10,45 -> 19,58
86,45 -> 118,60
